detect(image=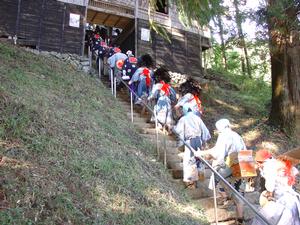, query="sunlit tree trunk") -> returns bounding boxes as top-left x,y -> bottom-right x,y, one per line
268,0 -> 300,137
233,0 -> 251,78
215,14 -> 227,69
